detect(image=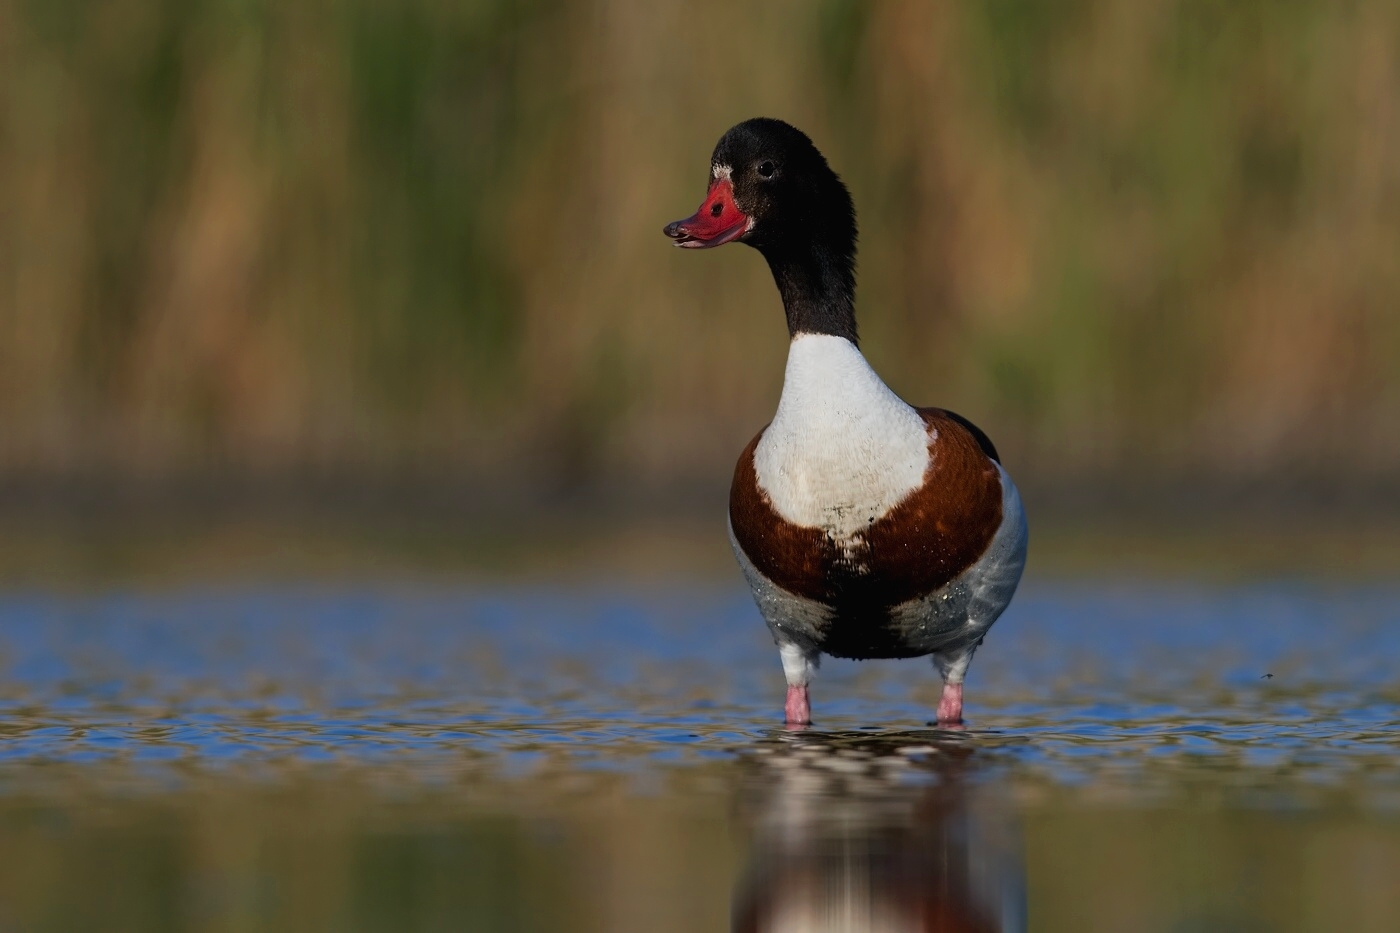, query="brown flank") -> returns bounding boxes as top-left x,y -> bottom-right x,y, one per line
729,408 -> 1003,614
